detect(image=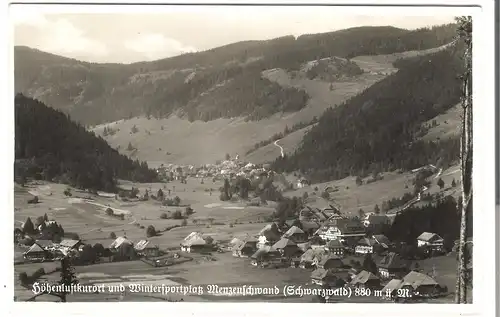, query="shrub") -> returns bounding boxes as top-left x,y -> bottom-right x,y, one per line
109,232 -> 116,239
146,225 -> 157,238
172,210 -> 183,219
105,208 -> 114,216
19,272 -> 28,285
181,219 -> 188,226
185,207 -> 194,215
160,212 -> 168,219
